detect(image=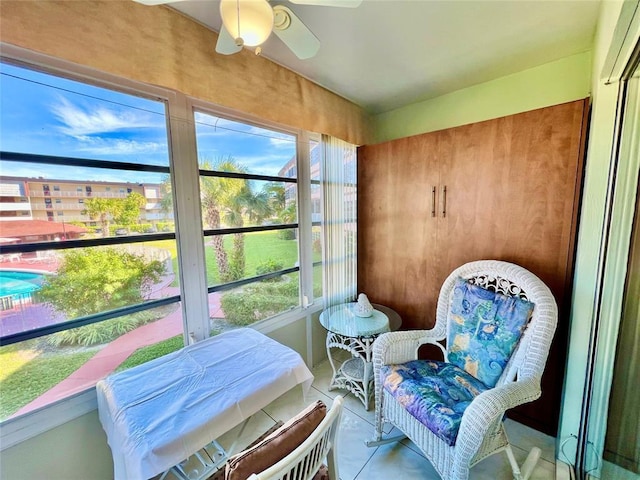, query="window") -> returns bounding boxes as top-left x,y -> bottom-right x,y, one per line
193,110 -> 309,327
0,60 -> 181,422
310,139 -> 323,299
0,57 -> 334,426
